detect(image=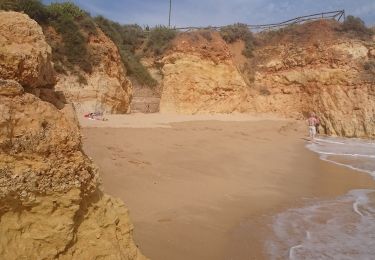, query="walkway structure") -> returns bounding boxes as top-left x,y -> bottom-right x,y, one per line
175,10 -> 345,32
